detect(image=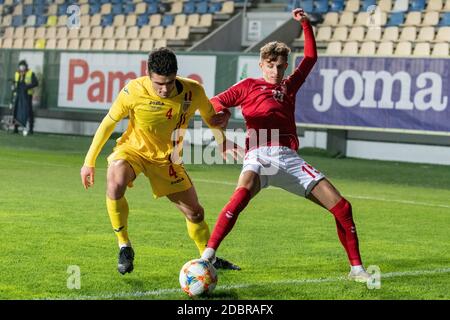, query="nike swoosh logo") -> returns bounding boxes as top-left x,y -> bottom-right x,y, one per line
114,226 -> 125,232
225,211 -> 234,219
